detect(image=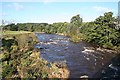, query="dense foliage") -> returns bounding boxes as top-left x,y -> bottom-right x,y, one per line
80,12 -> 120,49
